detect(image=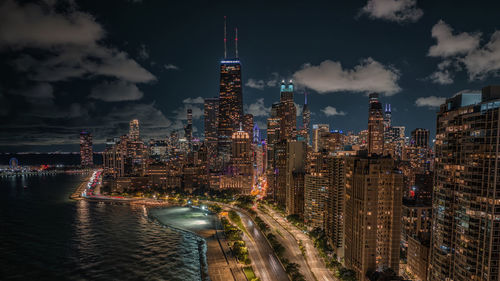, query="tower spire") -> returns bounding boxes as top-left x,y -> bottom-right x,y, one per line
235,27 -> 238,58
305,92 -> 308,105
224,16 -> 227,59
